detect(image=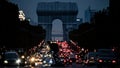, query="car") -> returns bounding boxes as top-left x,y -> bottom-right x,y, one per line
96,49 -> 117,68
52,57 -> 64,67
42,53 -> 55,67
84,52 -> 98,65
63,57 -> 72,65
2,51 -> 21,66
27,53 -> 42,66
20,55 -> 27,66
75,54 -> 82,64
